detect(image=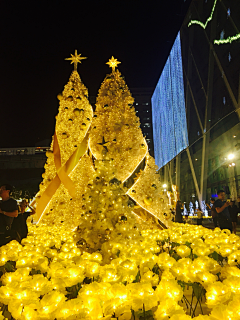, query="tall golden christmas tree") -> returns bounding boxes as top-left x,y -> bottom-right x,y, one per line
35,51 -> 95,228
89,57 -> 147,182
88,57 -> 172,227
